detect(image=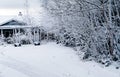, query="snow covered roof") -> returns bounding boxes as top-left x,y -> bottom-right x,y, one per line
0,15 -> 29,29
0,19 -> 27,26
0,15 -> 27,26
0,13 -> 59,30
